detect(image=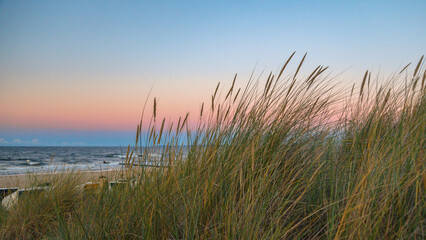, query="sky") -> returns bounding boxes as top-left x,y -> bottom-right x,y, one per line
0,0 -> 425,146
